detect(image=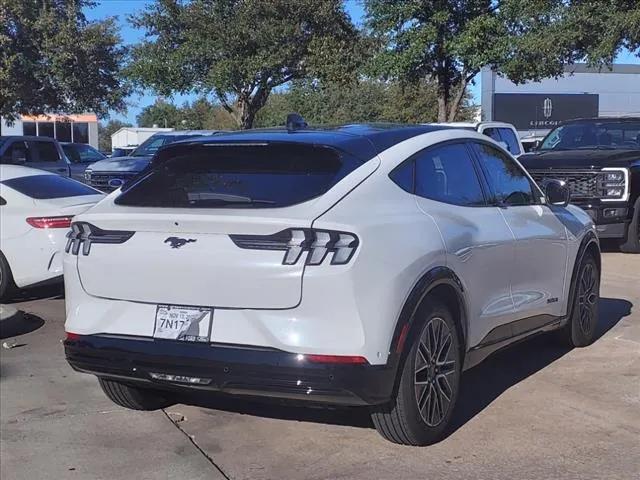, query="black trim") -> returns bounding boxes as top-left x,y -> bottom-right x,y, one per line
464,315 -> 563,370
65,335 -> 396,406
20,274 -> 63,290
